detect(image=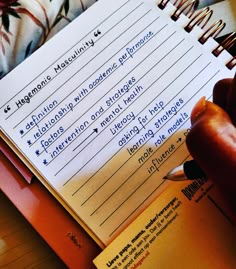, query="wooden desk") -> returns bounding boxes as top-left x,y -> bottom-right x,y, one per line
0,191 -> 66,269
0,150 -> 100,268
